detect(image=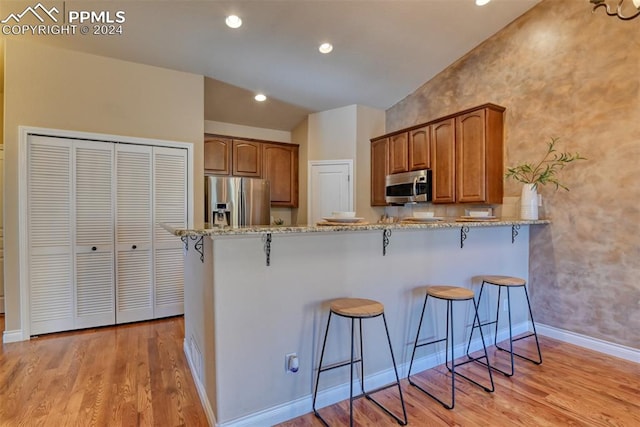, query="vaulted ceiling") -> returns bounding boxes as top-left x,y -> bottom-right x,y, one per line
2,0 -> 541,130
